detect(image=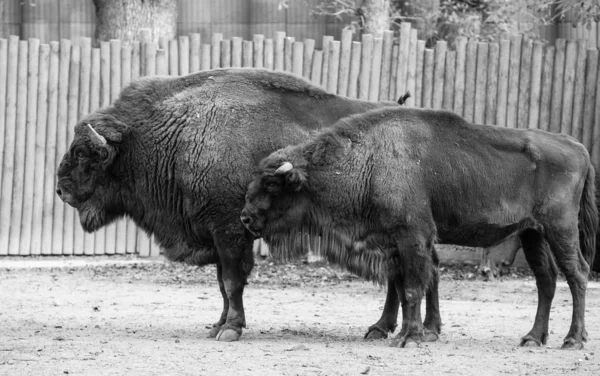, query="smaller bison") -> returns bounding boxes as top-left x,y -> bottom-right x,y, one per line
241,106 -> 596,349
